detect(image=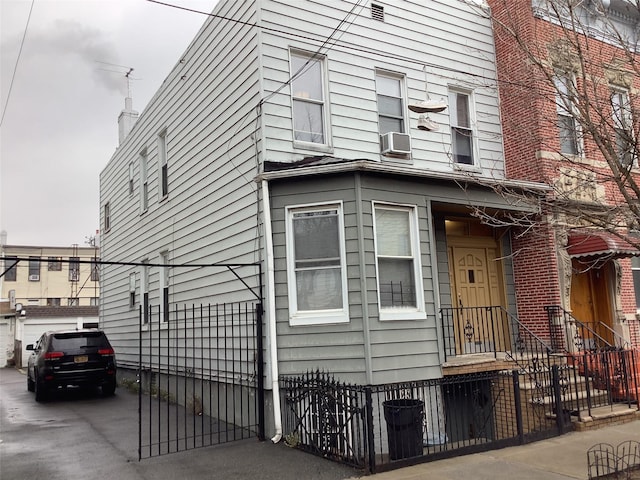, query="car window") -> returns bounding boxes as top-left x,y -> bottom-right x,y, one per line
51,332 -> 108,350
